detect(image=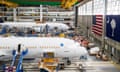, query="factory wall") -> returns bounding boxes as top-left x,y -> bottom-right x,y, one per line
78,0 -> 120,63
